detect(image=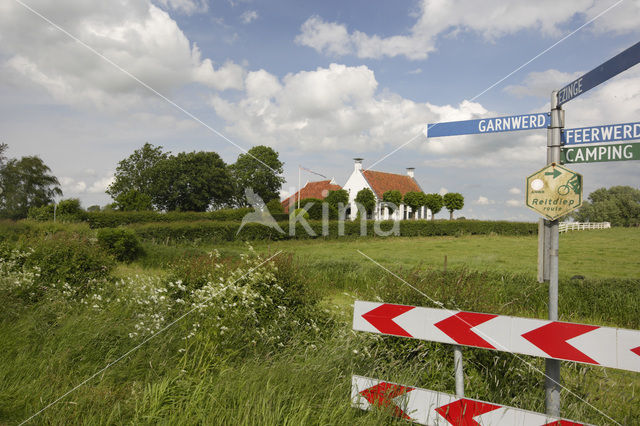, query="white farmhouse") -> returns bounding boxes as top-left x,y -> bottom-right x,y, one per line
342,158 -> 431,220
